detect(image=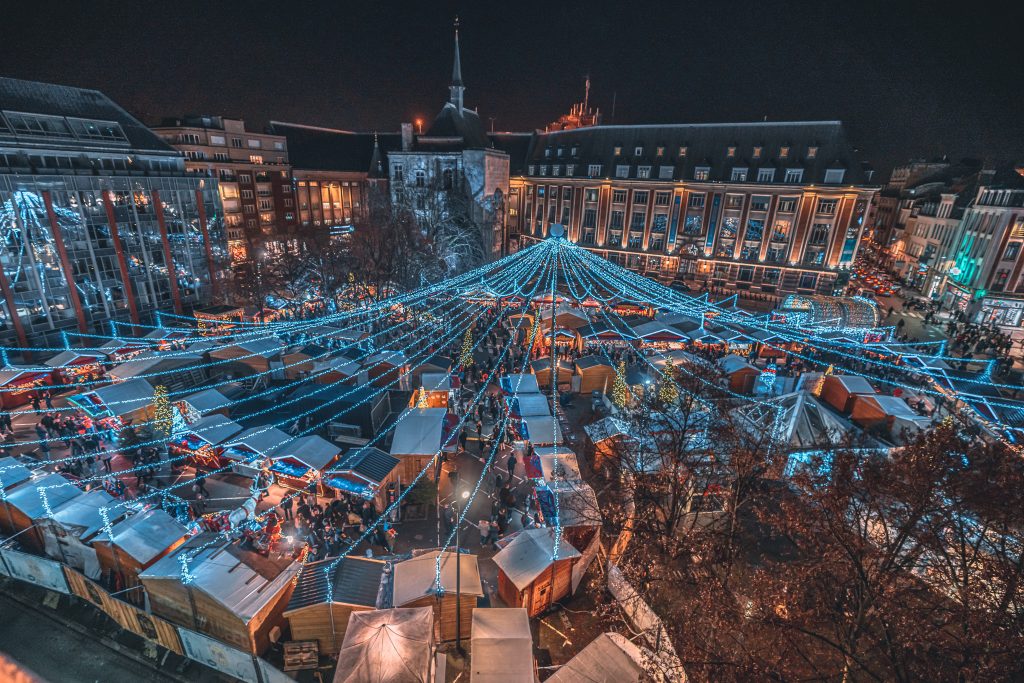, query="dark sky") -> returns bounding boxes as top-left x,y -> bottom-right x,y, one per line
2,0 -> 1022,174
